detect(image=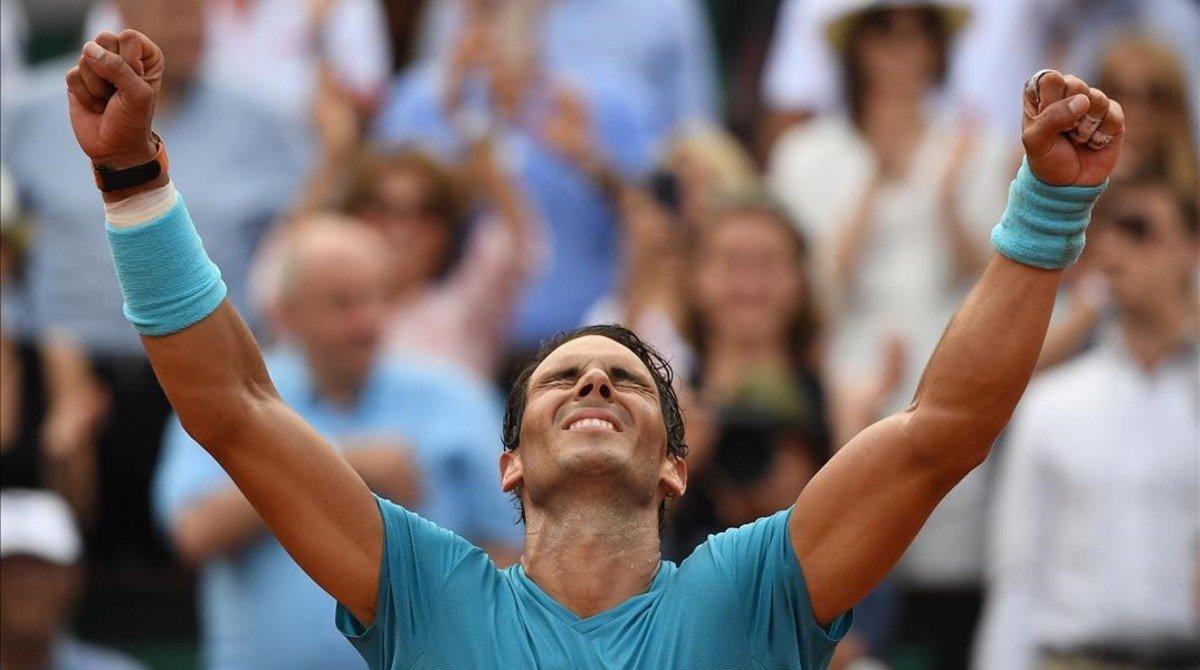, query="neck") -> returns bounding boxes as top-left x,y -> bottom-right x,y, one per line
521,495 -> 661,619
862,91 -> 923,124
1119,293 -> 1196,371
1,635 -> 53,670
